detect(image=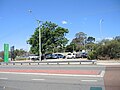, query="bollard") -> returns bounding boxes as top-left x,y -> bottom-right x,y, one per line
13,63 -> 15,65
29,63 -> 31,65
